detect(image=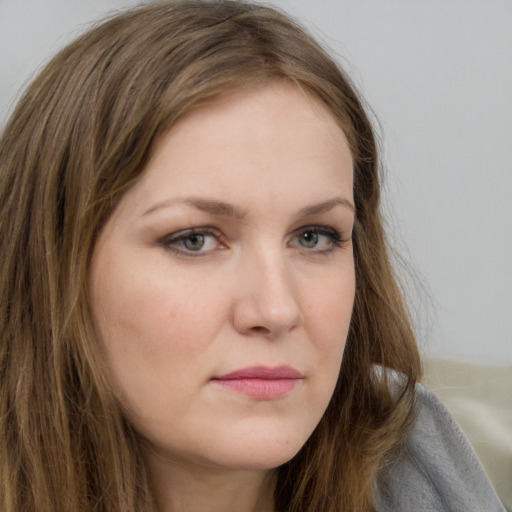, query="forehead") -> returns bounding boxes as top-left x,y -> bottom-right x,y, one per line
153,78 -> 353,159
117,81 -> 353,220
